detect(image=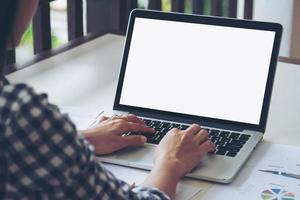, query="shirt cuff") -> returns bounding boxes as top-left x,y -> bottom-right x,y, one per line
132,186 -> 170,200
